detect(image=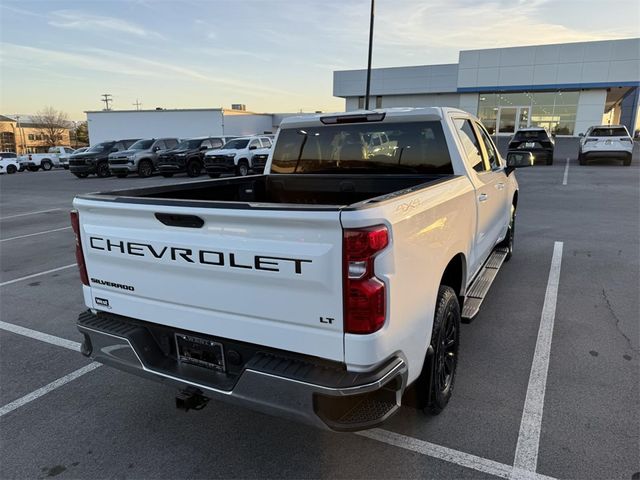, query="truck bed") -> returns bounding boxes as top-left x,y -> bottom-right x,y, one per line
79,174 -> 454,210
